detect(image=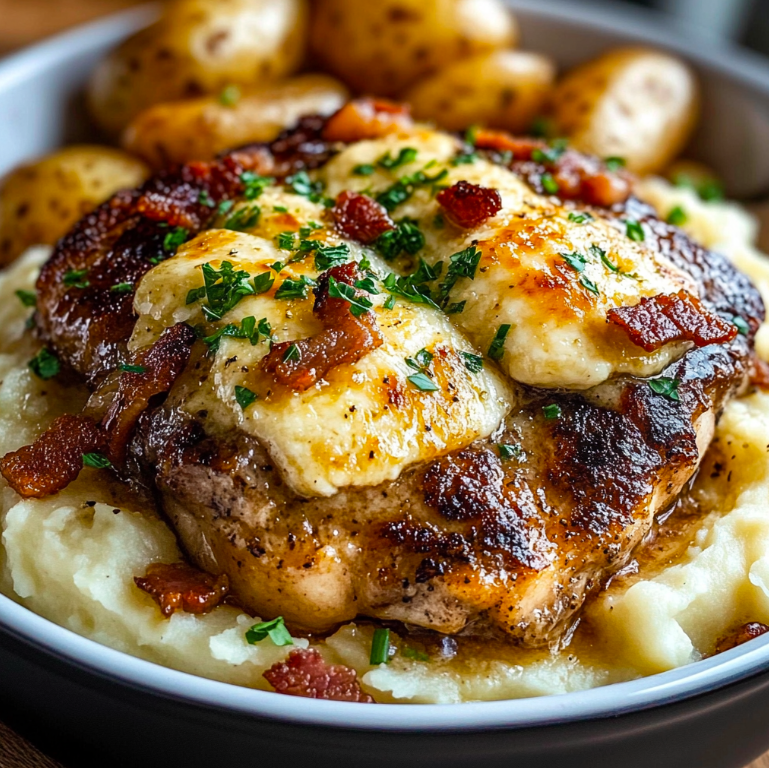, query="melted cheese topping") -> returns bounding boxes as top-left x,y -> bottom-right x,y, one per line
131,127 -> 698,496
320,131 -> 695,389
133,223 -> 513,497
